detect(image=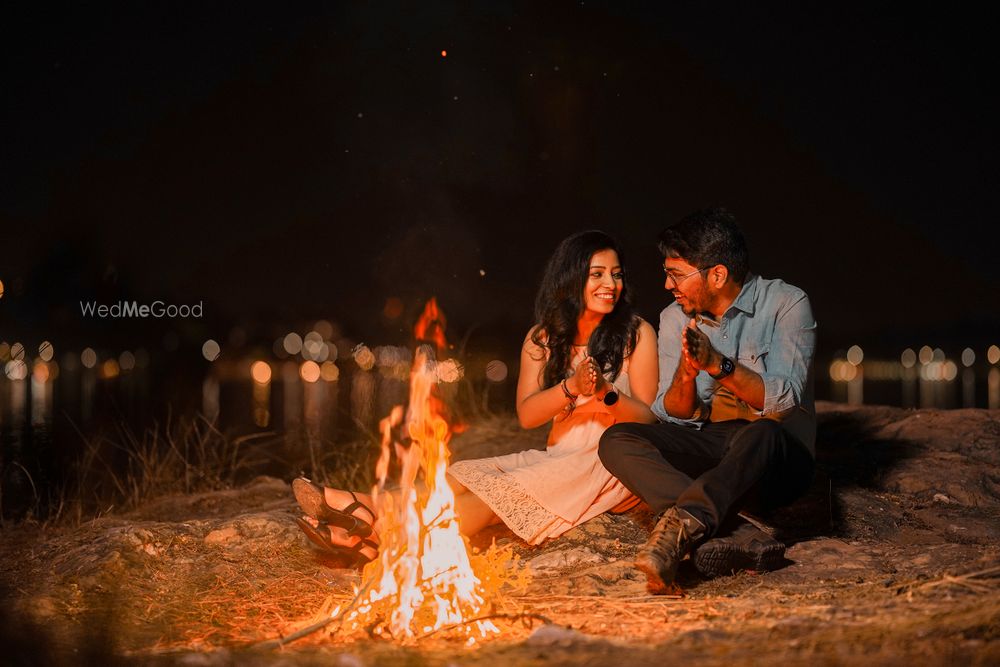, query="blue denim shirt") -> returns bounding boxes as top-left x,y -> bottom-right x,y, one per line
652,274 -> 817,455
